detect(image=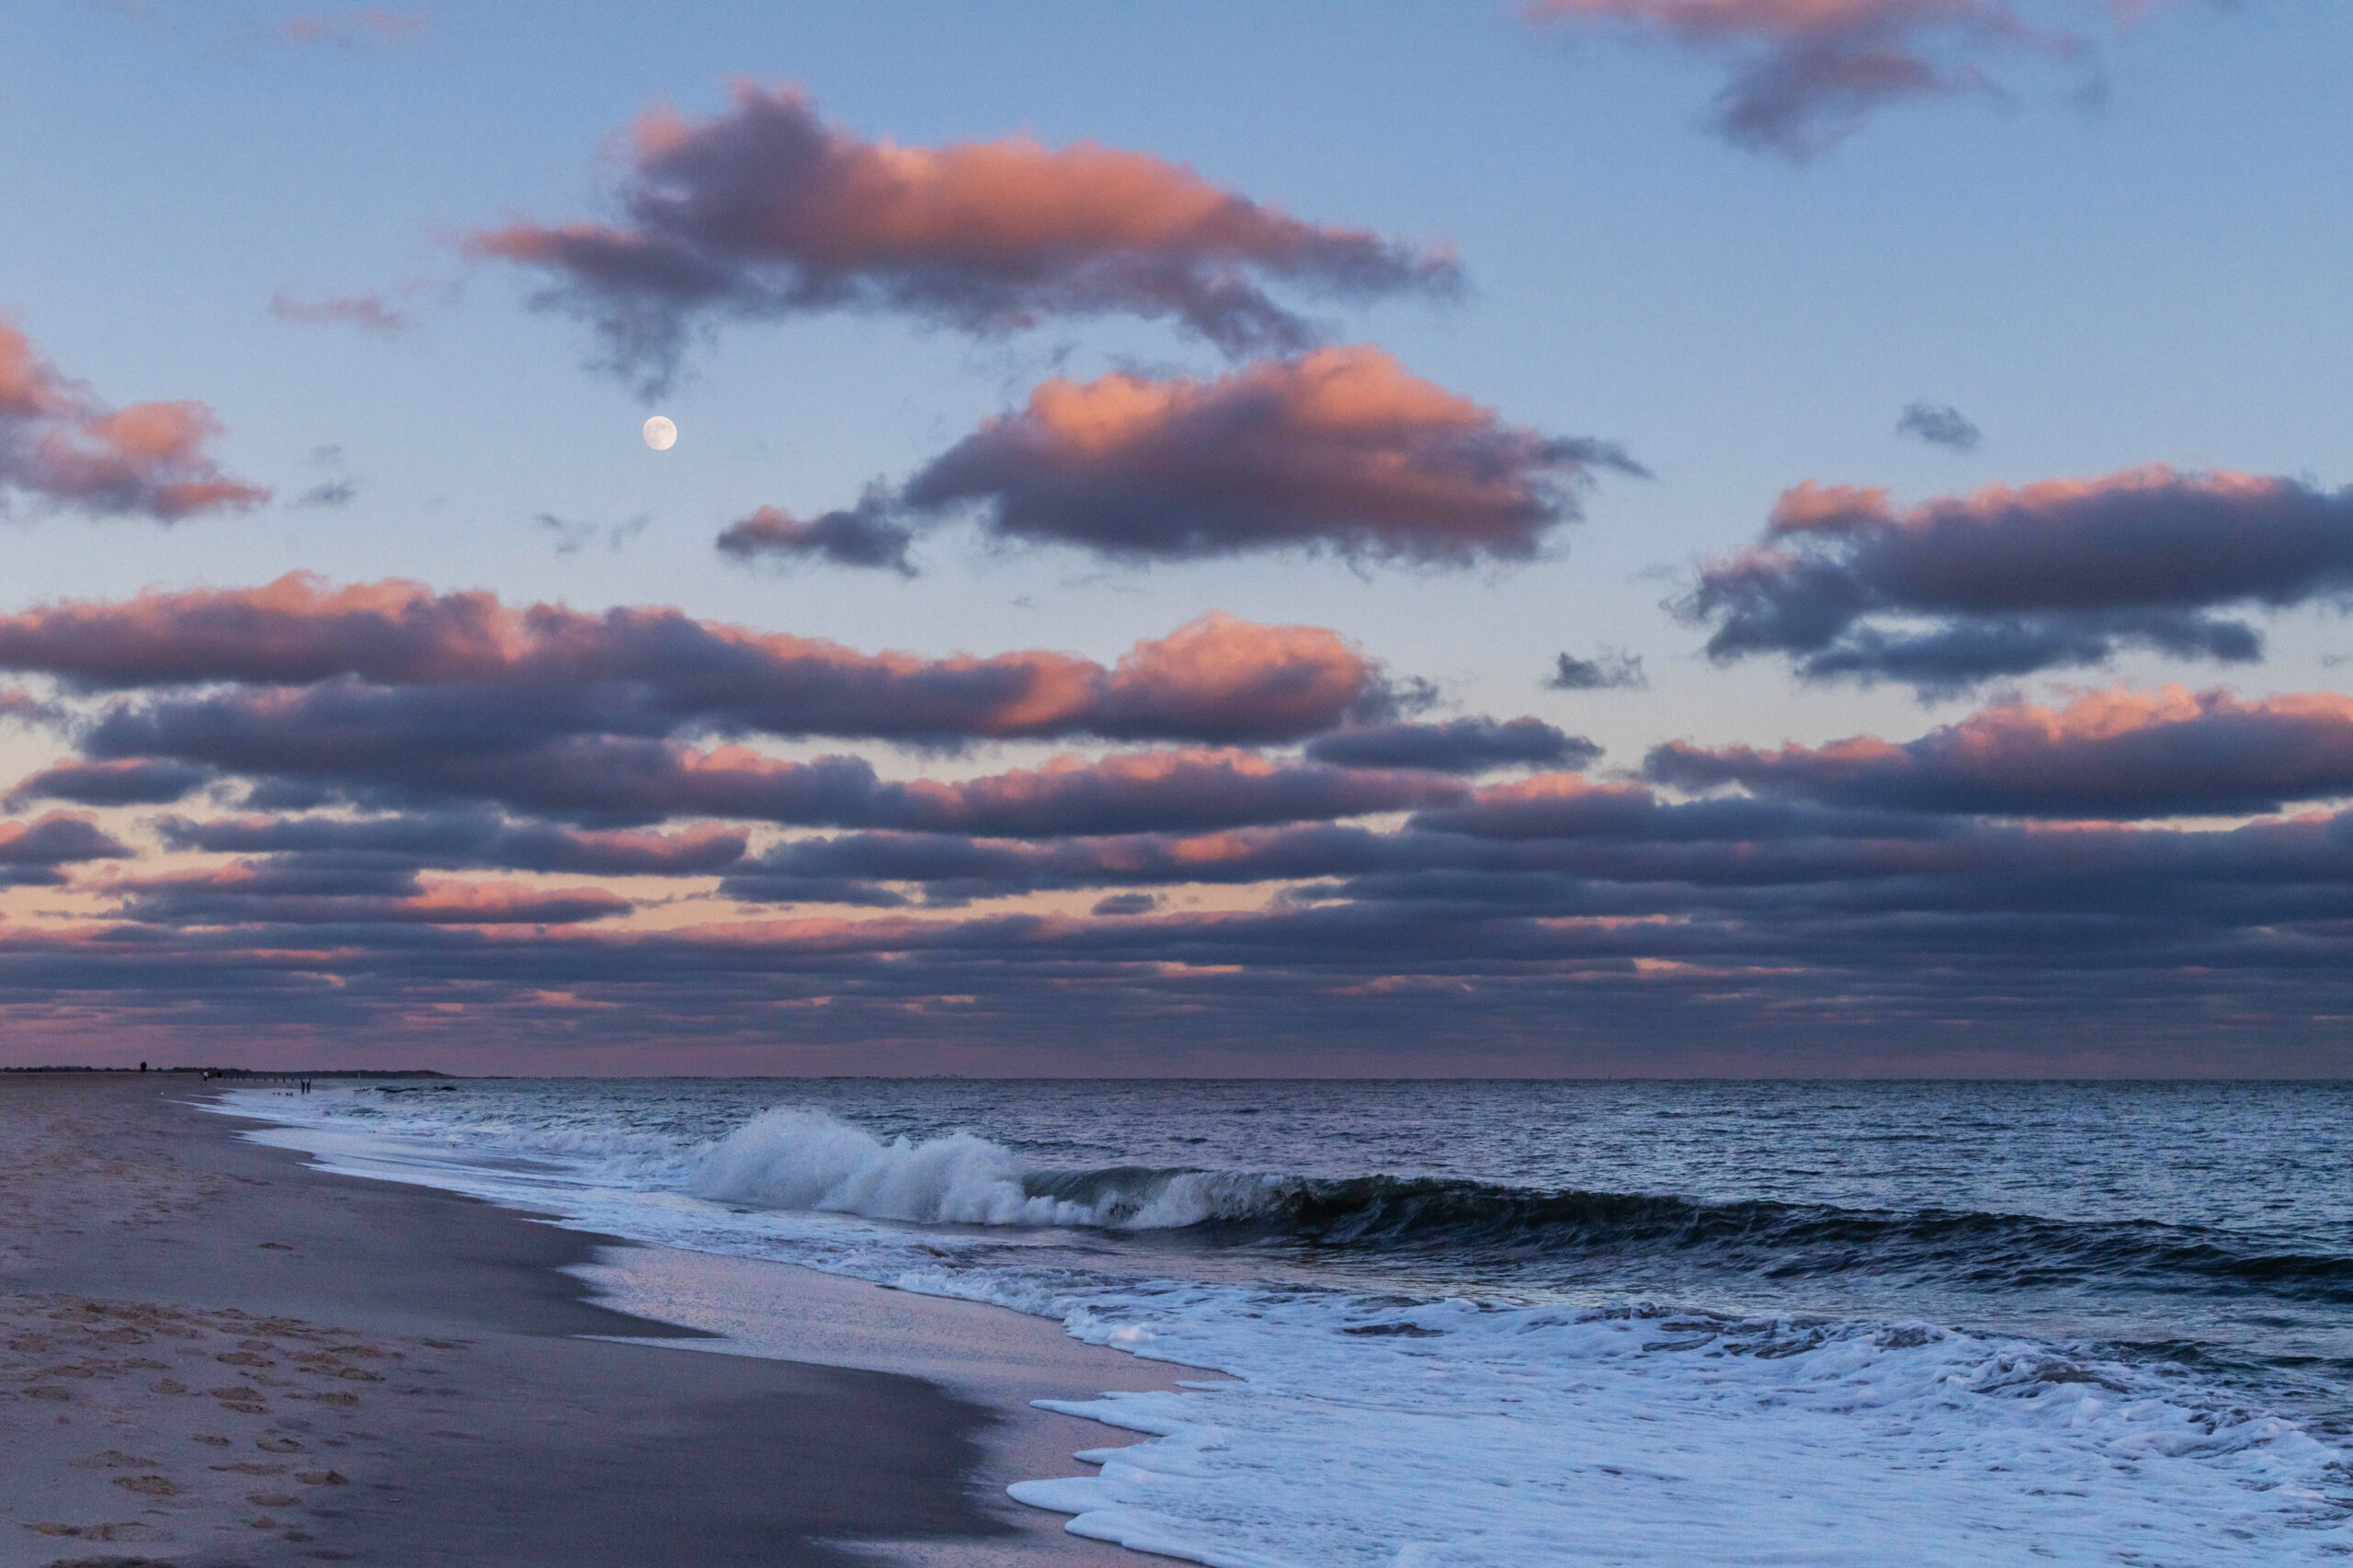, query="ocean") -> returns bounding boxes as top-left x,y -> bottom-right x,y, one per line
215,1078 -> 2353,1566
